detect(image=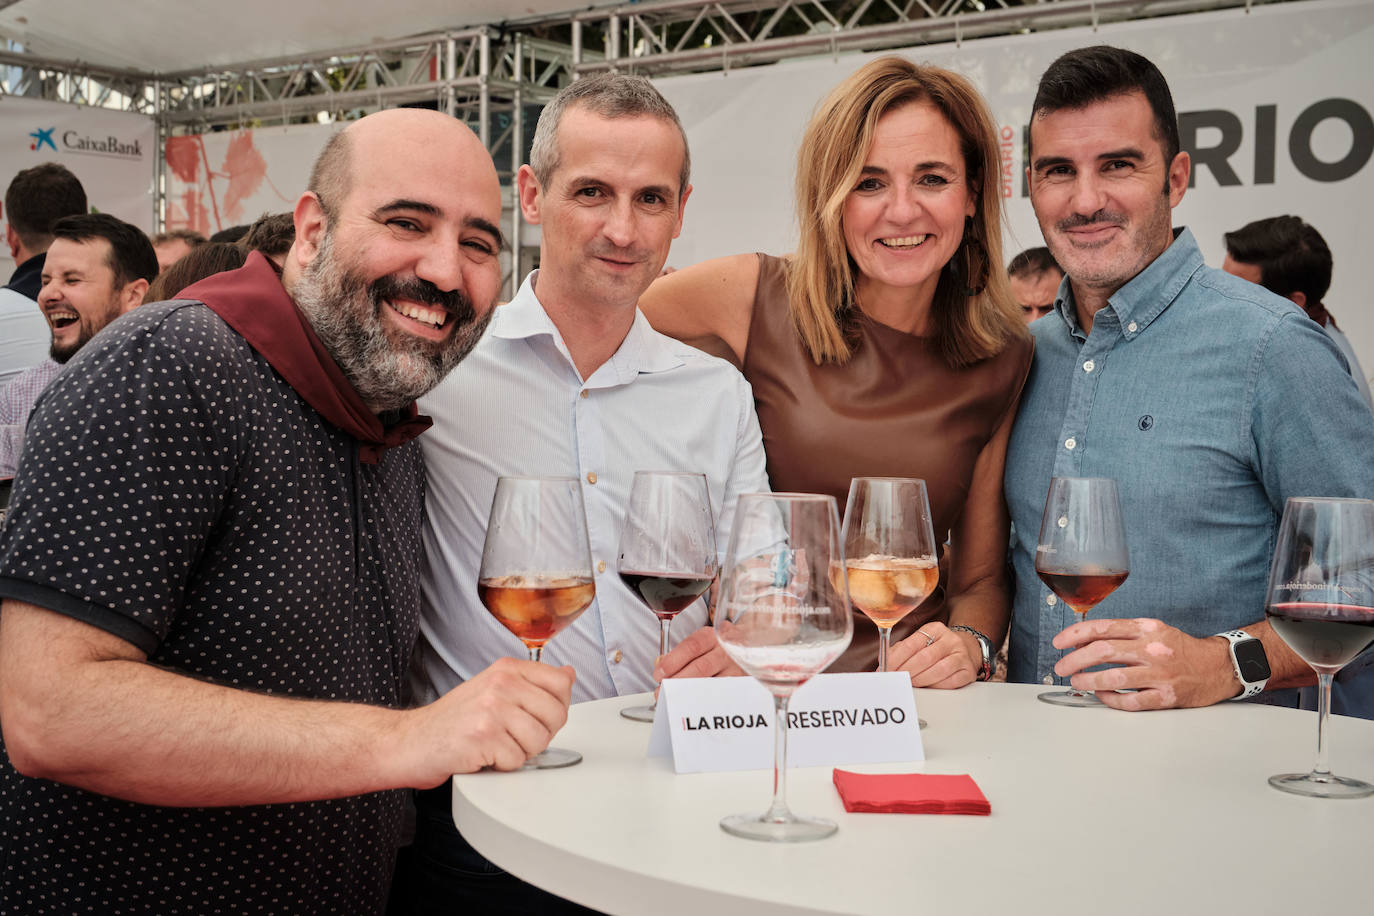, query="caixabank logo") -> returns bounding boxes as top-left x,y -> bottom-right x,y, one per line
28,125 -> 143,160
28,127 -> 56,152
